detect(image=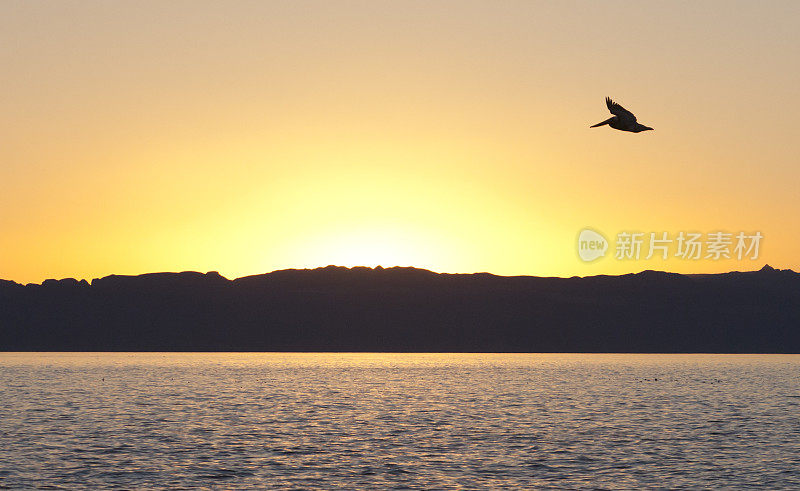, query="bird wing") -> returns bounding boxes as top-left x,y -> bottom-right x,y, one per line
606,97 -> 637,124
